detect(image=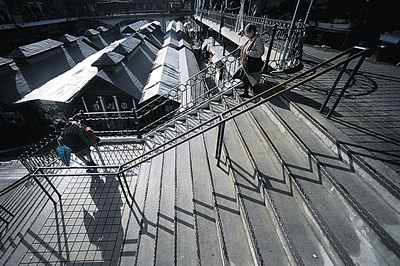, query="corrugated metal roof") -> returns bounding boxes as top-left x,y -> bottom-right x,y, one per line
132,32 -> 147,40
16,38 -> 126,104
0,63 -> 31,105
113,36 -> 141,55
121,20 -> 148,33
97,26 -> 109,33
95,39 -> 159,100
6,38 -> 63,59
139,46 -> 180,103
84,29 -> 100,36
0,57 -> 13,67
92,51 -> 125,67
82,35 -> 109,50
166,20 -> 184,33
62,40 -> 98,64
59,34 -> 79,44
